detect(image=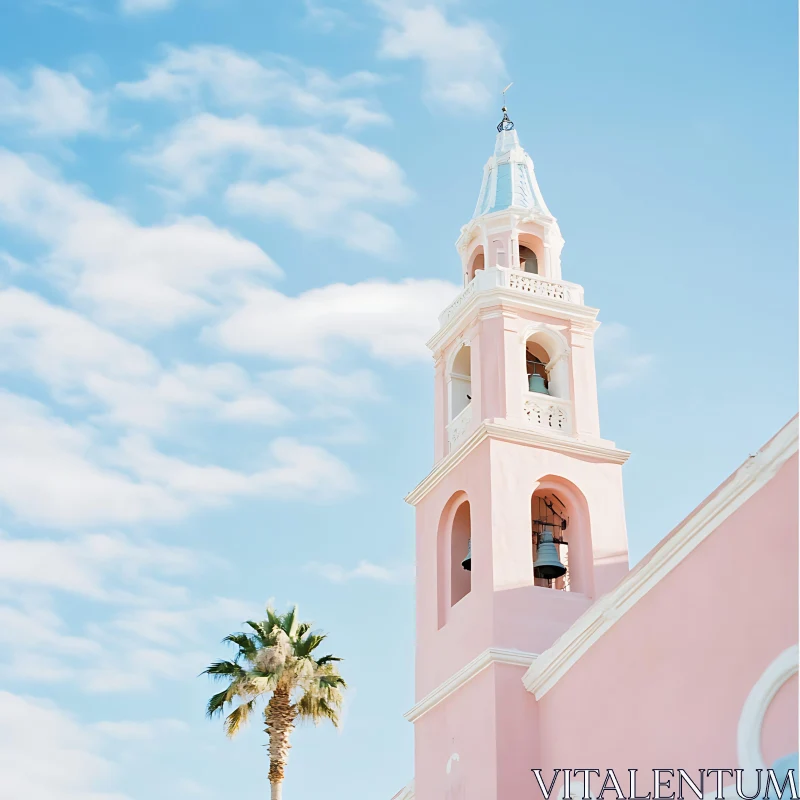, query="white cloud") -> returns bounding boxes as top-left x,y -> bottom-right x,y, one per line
266,366 -> 383,401
302,0 -> 350,32
0,287 -> 157,387
118,45 -> 388,129
595,322 -> 654,390
138,113 -> 411,254
0,149 -> 278,329
0,391 -> 354,529
0,391 -> 183,529
0,531 -> 200,599
86,362 -> 291,430
305,559 -> 414,584
116,433 -> 356,501
120,0 -> 176,13
0,288 -> 290,430
213,278 -> 458,362
377,3 -> 505,112
0,66 -> 106,137
0,692 -> 128,800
